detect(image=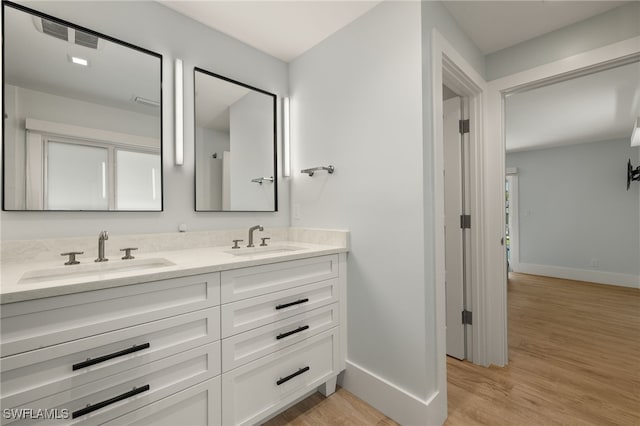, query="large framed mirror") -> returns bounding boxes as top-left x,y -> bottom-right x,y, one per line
2,1 -> 163,211
194,68 -> 277,212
